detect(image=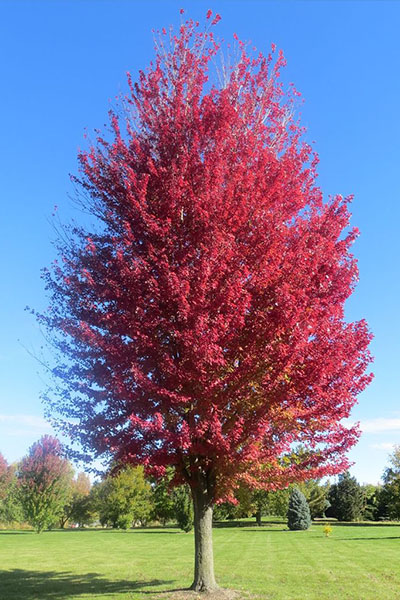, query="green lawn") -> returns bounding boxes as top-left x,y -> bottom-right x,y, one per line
1,521 -> 400,599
